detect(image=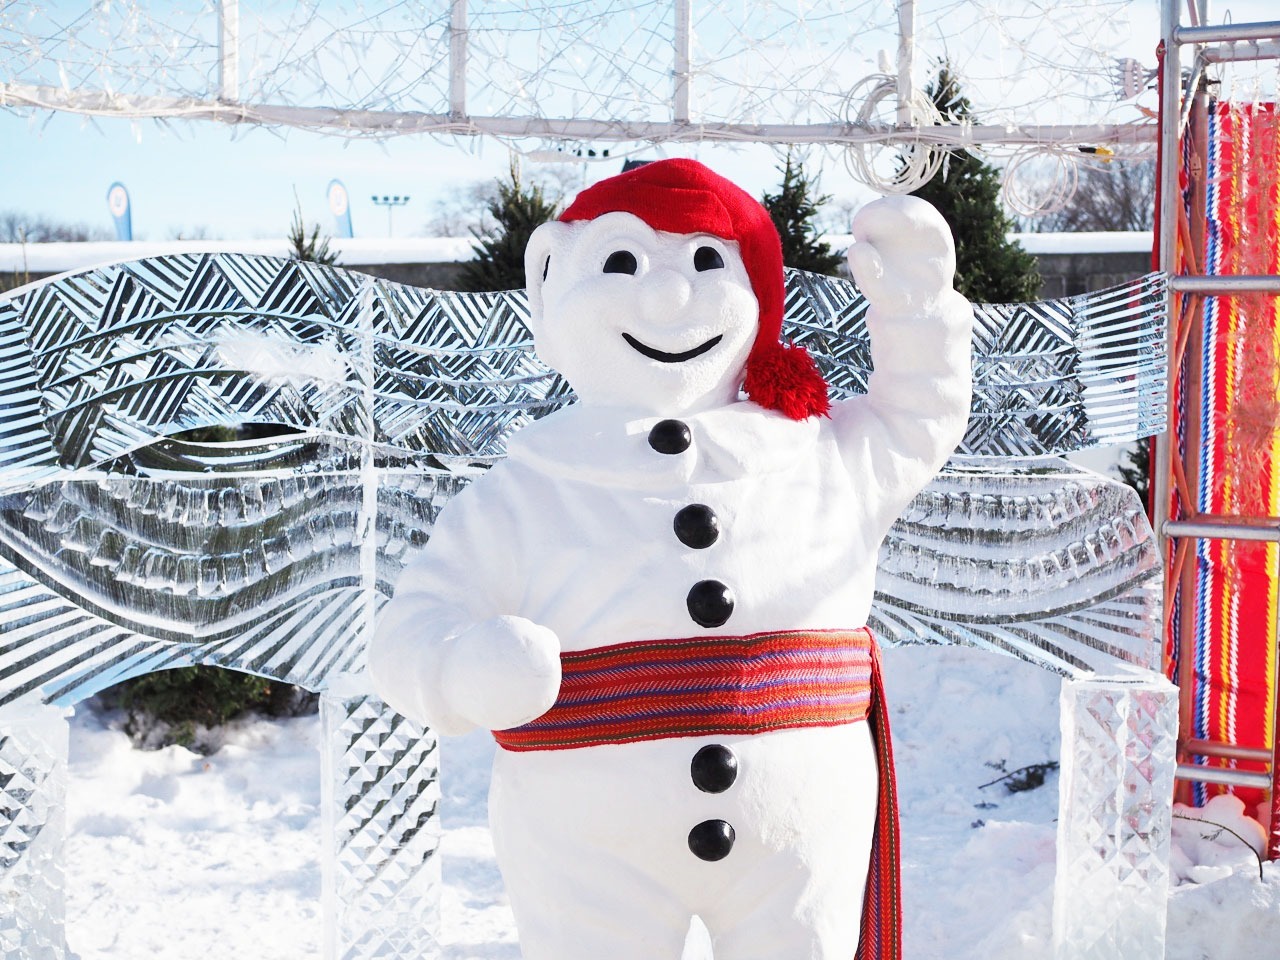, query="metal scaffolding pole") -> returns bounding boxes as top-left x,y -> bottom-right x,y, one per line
674,0 -> 692,124
449,0 -> 468,119
217,0 -> 239,103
